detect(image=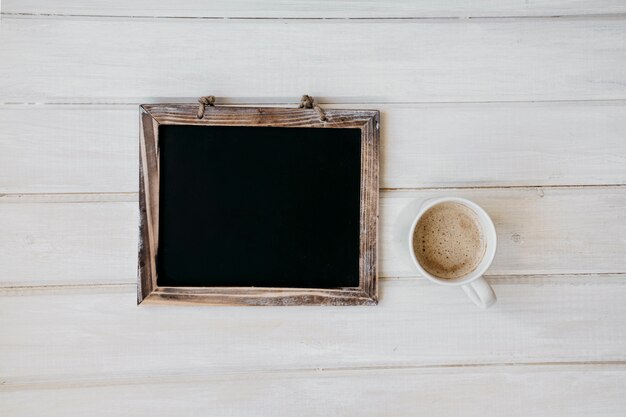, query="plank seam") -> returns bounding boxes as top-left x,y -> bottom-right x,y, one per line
2,361 -> 626,391
1,273 -> 625,292
3,98 -> 626,106
381,184 -> 626,191
2,12 -> 626,21
2,185 -> 626,204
